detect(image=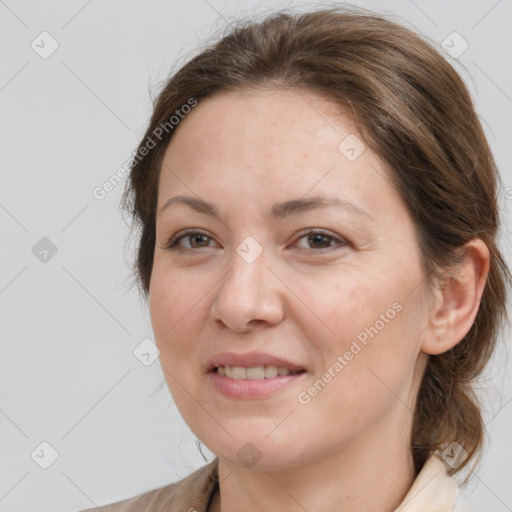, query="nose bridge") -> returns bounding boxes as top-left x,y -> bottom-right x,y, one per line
227,252 -> 263,299
210,239 -> 284,330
